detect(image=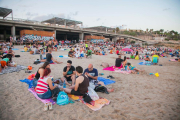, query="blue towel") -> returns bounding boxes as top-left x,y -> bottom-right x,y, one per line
97,77 -> 115,85
12,48 -> 19,50
138,62 -> 144,65
20,78 -> 33,88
